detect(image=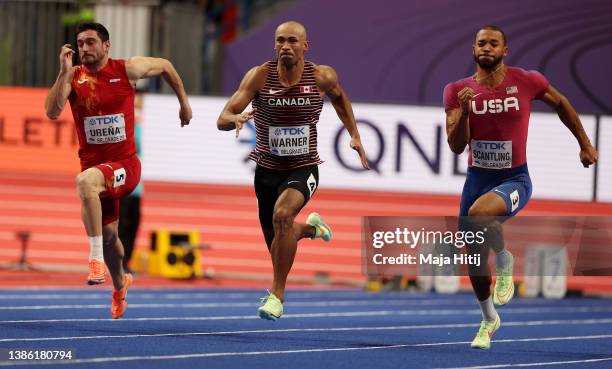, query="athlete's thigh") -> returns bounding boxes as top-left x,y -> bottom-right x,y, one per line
488,175 -> 532,216
77,167 -> 106,193
96,156 -> 141,226
274,188 -> 306,217
254,165 -> 285,230
278,165 -> 319,210
469,191 -> 508,217
94,155 -> 142,199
